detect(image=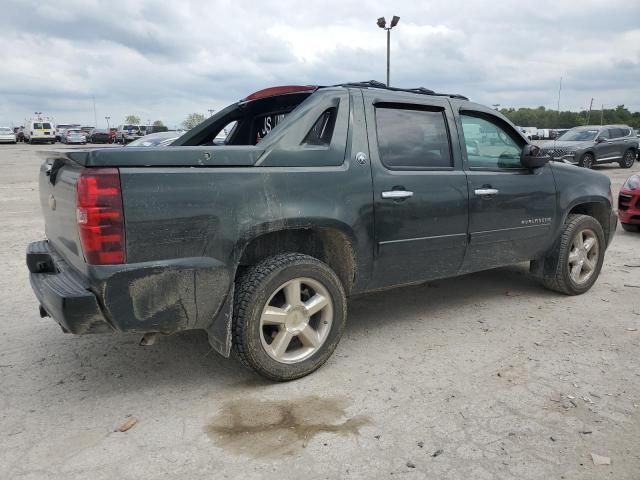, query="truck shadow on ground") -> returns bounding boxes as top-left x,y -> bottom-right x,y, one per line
25,263 -> 556,395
